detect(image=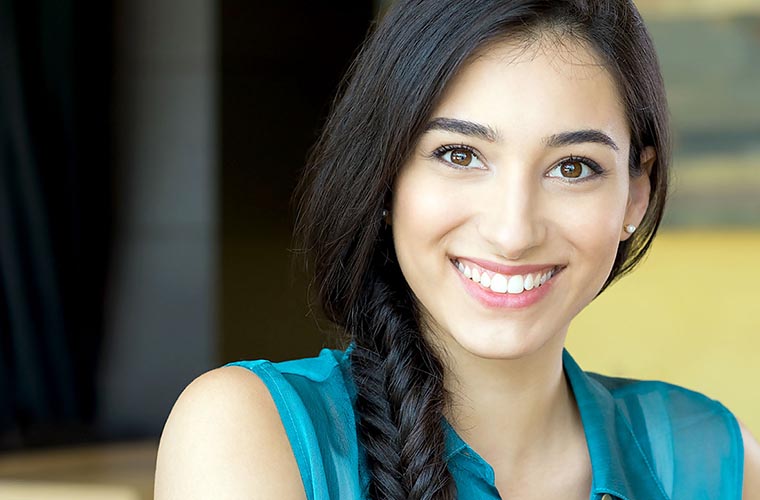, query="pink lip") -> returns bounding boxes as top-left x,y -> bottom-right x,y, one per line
455,256 -> 559,276
451,260 -> 561,310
